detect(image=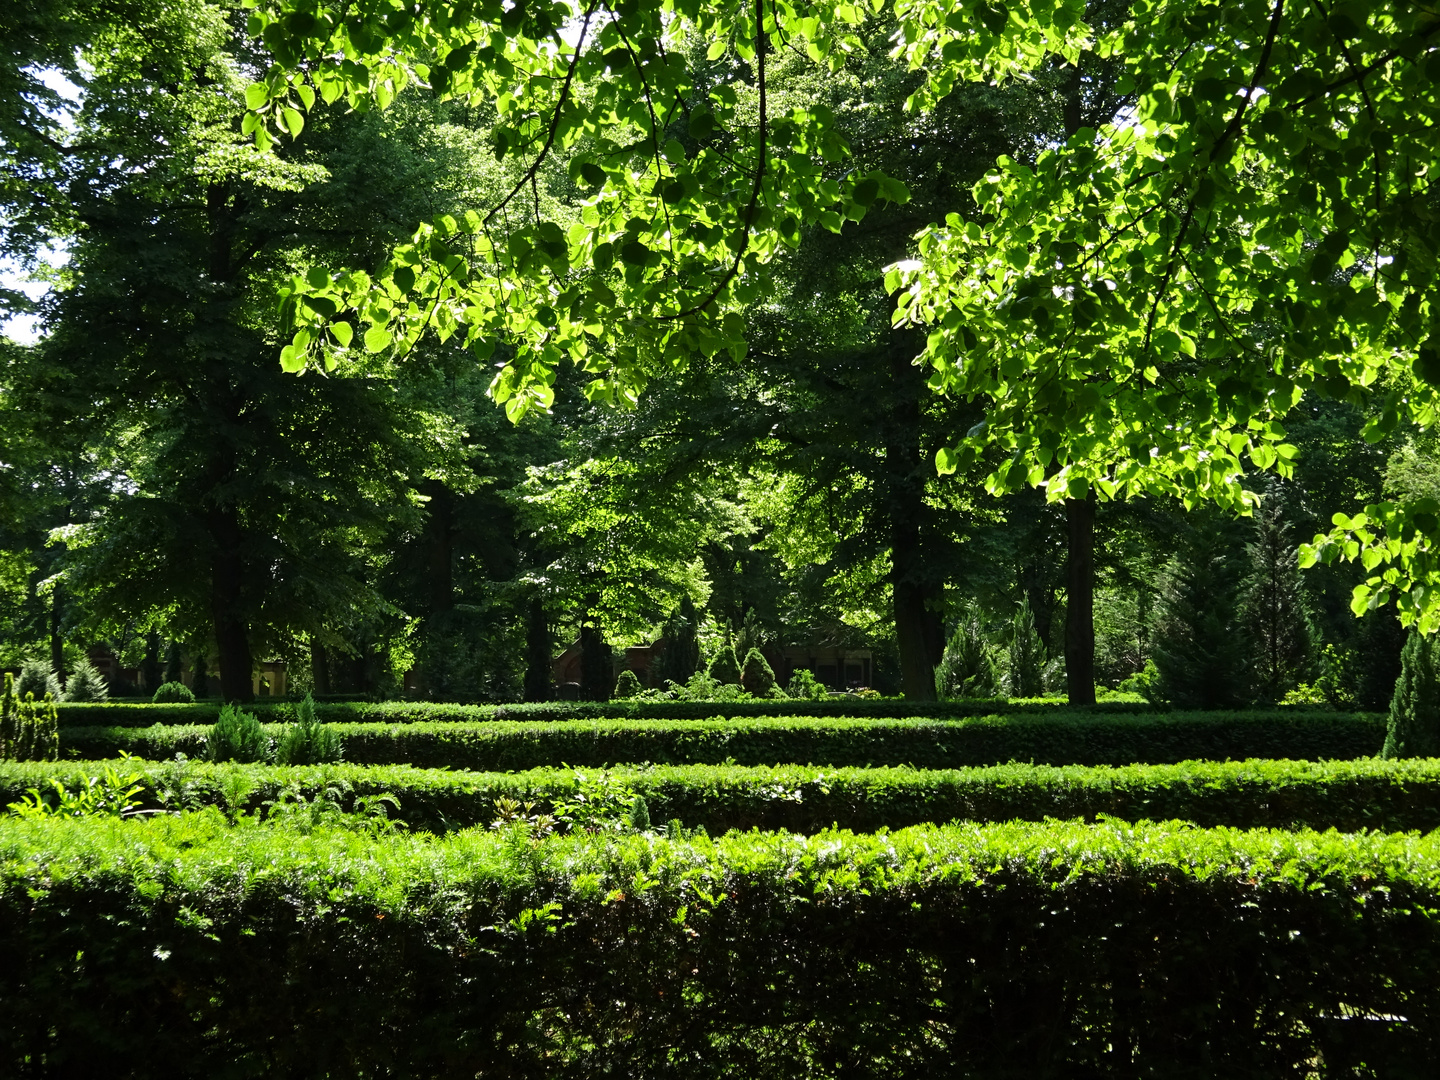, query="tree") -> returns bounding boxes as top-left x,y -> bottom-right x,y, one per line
1006,599 -> 1045,698
1151,522 -> 1251,710
1240,499 -> 1312,702
1382,630 -> 1440,759
655,596 -> 701,686
936,612 -> 999,700
739,646 -> 777,696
